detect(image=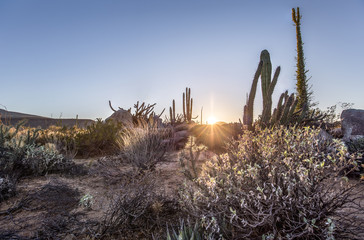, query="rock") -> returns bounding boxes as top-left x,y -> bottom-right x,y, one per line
318,129 -> 333,141
106,108 -> 133,128
151,115 -> 164,128
341,109 -> 364,140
